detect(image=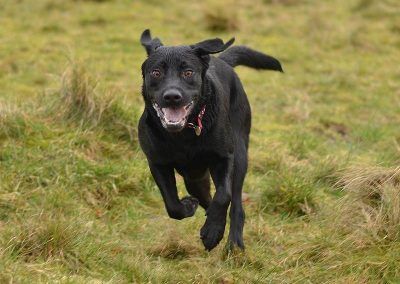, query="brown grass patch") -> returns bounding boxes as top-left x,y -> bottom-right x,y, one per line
51,60 -> 138,143
336,166 -> 400,244
148,230 -> 199,260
